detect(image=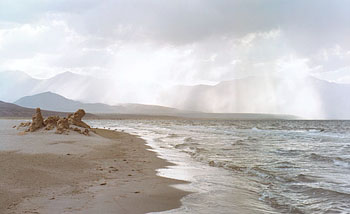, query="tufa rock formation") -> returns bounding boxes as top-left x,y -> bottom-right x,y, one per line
56,118 -> 69,134
82,128 -> 90,136
72,127 -> 90,136
68,109 -> 91,129
44,116 -> 60,130
28,108 -> 45,132
17,108 -> 92,136
17,122 -> 31,129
